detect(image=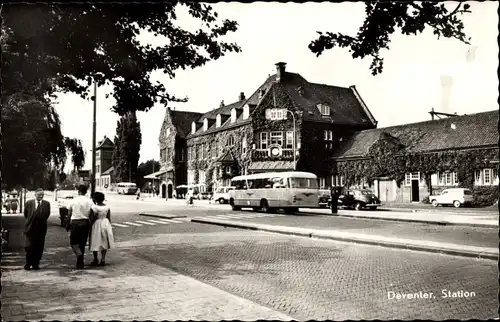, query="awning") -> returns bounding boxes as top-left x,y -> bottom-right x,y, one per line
144,169 -> 167,179
248,161 -> 295,172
